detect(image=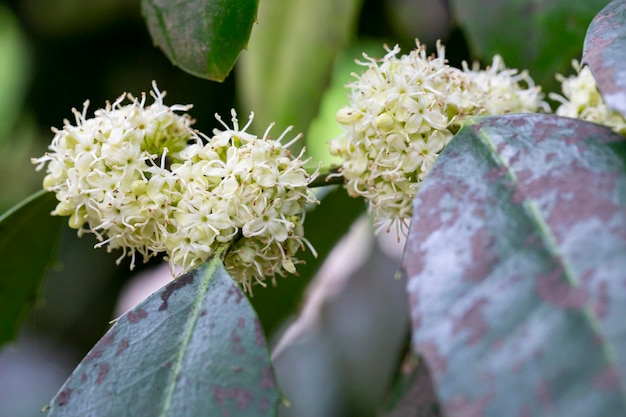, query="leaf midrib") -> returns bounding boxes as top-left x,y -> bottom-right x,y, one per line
158,246 -> 227,417
475,122 -> 626,403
